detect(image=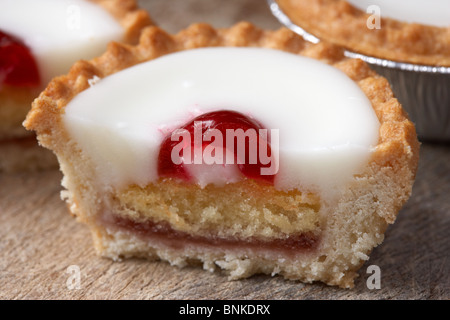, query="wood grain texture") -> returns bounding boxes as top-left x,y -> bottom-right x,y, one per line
1,0 -> 449,300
